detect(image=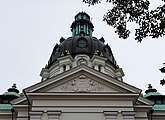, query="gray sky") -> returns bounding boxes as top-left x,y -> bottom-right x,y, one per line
0,0 -> 165,95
